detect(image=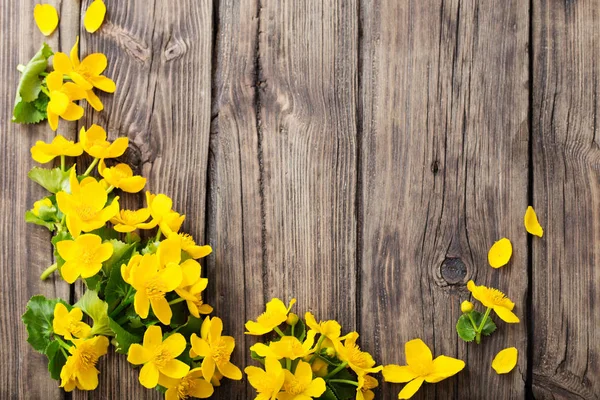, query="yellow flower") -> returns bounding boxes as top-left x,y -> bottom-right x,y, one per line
178,278 -> 213,318
467,280 -> 520,323
190,316 -> 242,382
127,326 -> 190,389
488,237 -> 512,268
143,192 -> 186,236
245,298 -> 297,335
168,232 -> 212,259
524,206 -> 544,237
53,303 -> 91,340
80,124 -> 129,159
250,331 -> 316,361
158,368 -> 215,400
277,360 -> 326,400
32,198 -> 53,216
98,159 -> 146,193
34,4 -> 59,36
460,301 -> 474,313
30,135 -> 83,163
305,312 -> 343,341
84,0 -> 106,33
334,332 -> 381,375
157,238 -> 202,289
128,253 -> 182,324
121,254 -> 141,284
383,339 -> 465,399
59,335 -> 109,391
56,169 -> 120,237
491,347 -> 518,374
245,357 -> 285,400
111,208 -> 152,233
56,234 -> 113,283
46,71 -> 86,131
357,373 -> 378,400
